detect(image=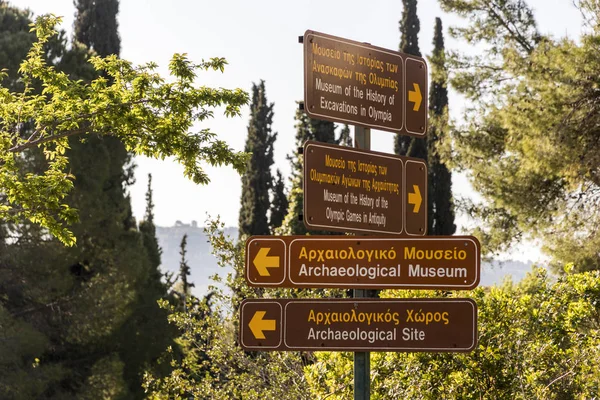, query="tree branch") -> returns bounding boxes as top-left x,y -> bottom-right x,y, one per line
9,127 -> 88,153
487,1 -> 534,54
